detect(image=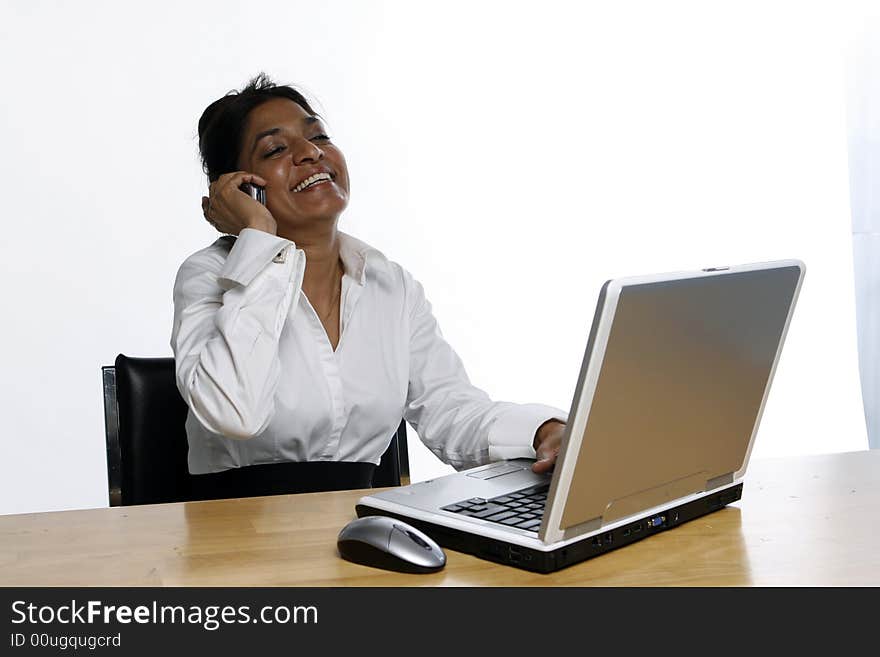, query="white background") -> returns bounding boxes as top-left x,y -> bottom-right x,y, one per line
0,1 -> 869,516
846,5 -> 880,449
